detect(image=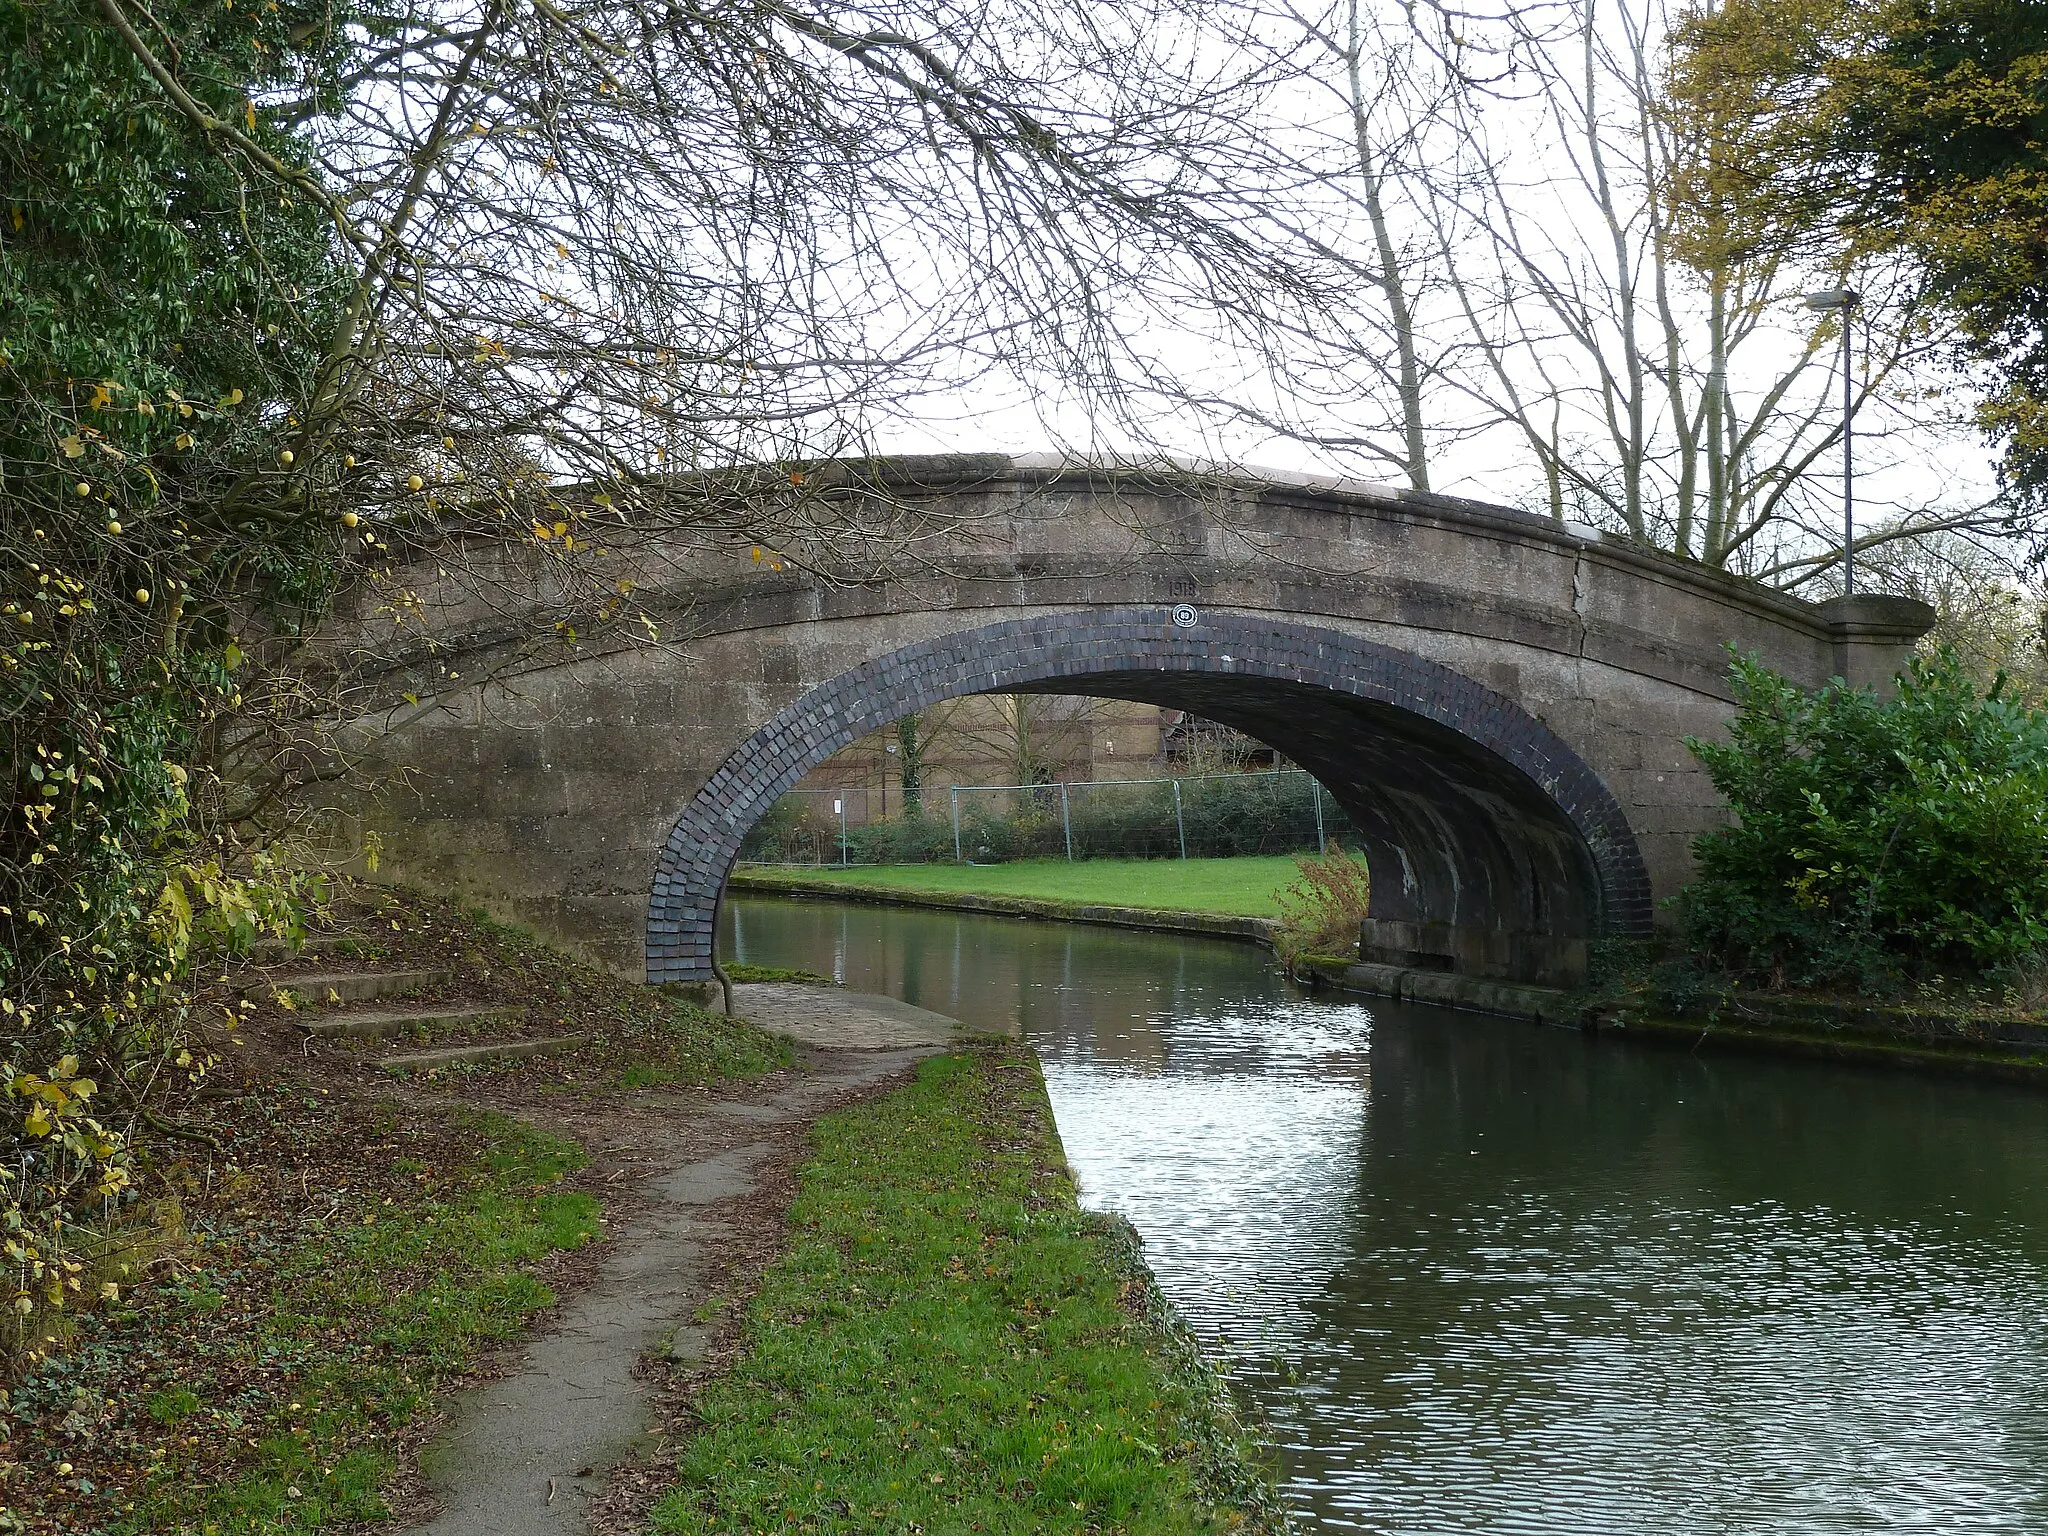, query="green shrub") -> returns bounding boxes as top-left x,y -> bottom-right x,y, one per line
1683,648 -> 2048,987
1272,845 -> 1372,967
740,772 -> 1353,865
